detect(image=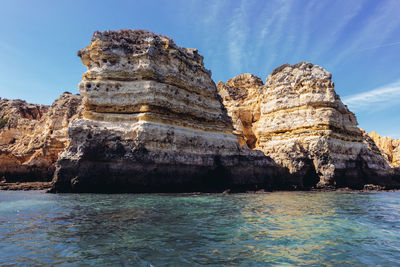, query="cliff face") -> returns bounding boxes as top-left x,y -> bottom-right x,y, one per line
217,74 -> 264,149
366,131 -> 400,167
0,93 -> 83,181
218,63 -> 398,189
51,30 -> 290,193
2,30 -> 398,191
